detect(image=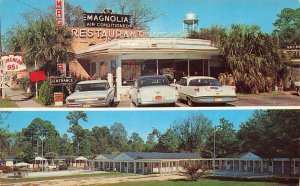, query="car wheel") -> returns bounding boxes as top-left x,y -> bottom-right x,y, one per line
187,97 -> 194,107
297,87 -> 300,96
110,99 -> 115,107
